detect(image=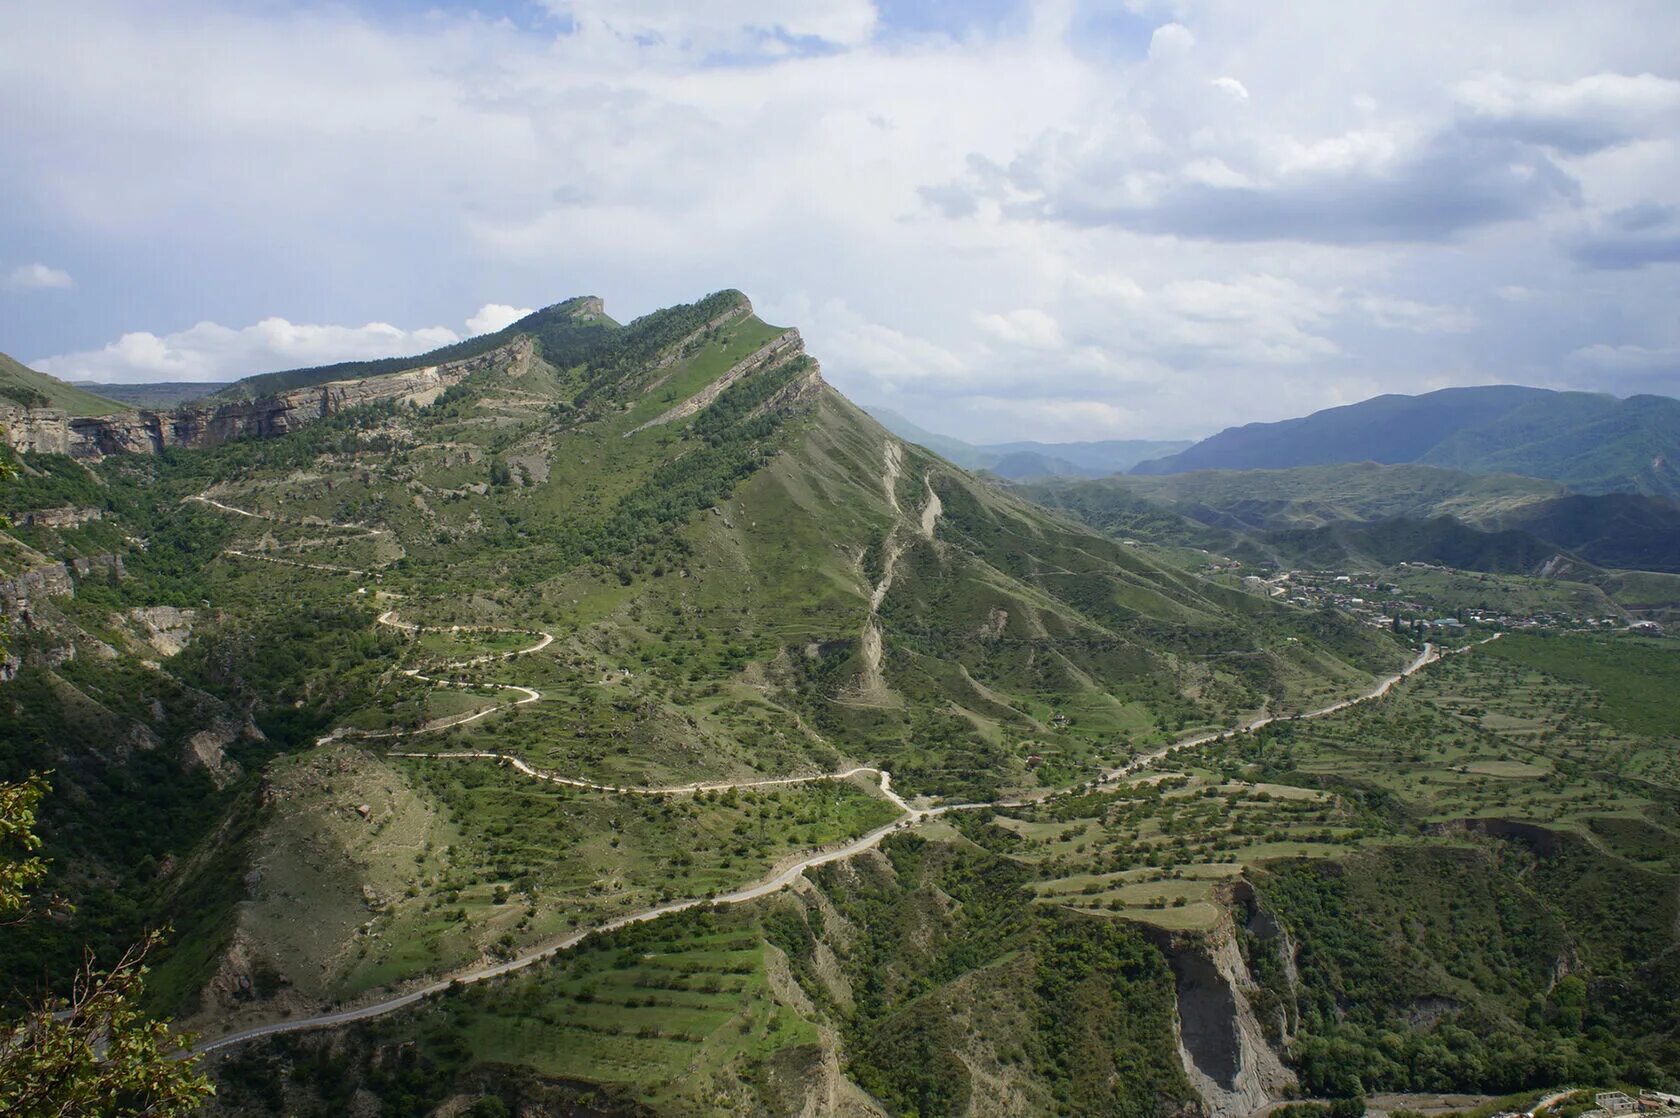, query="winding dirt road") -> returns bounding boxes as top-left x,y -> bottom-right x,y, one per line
188,494 -> 387,536
188,484 -> 1495,1057
312,615 -> 550,745
195,630 -> 1480,1054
